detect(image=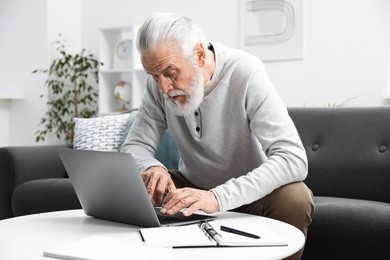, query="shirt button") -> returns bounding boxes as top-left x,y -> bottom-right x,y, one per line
196,127 -> 200,132
195,111 -> 199,116
379,145 -> 387,153
312,144 -> 320,151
